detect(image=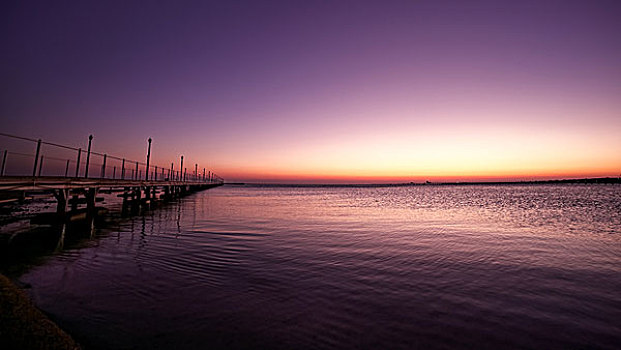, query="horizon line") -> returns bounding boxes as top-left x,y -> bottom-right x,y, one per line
224,176 -> 621,186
